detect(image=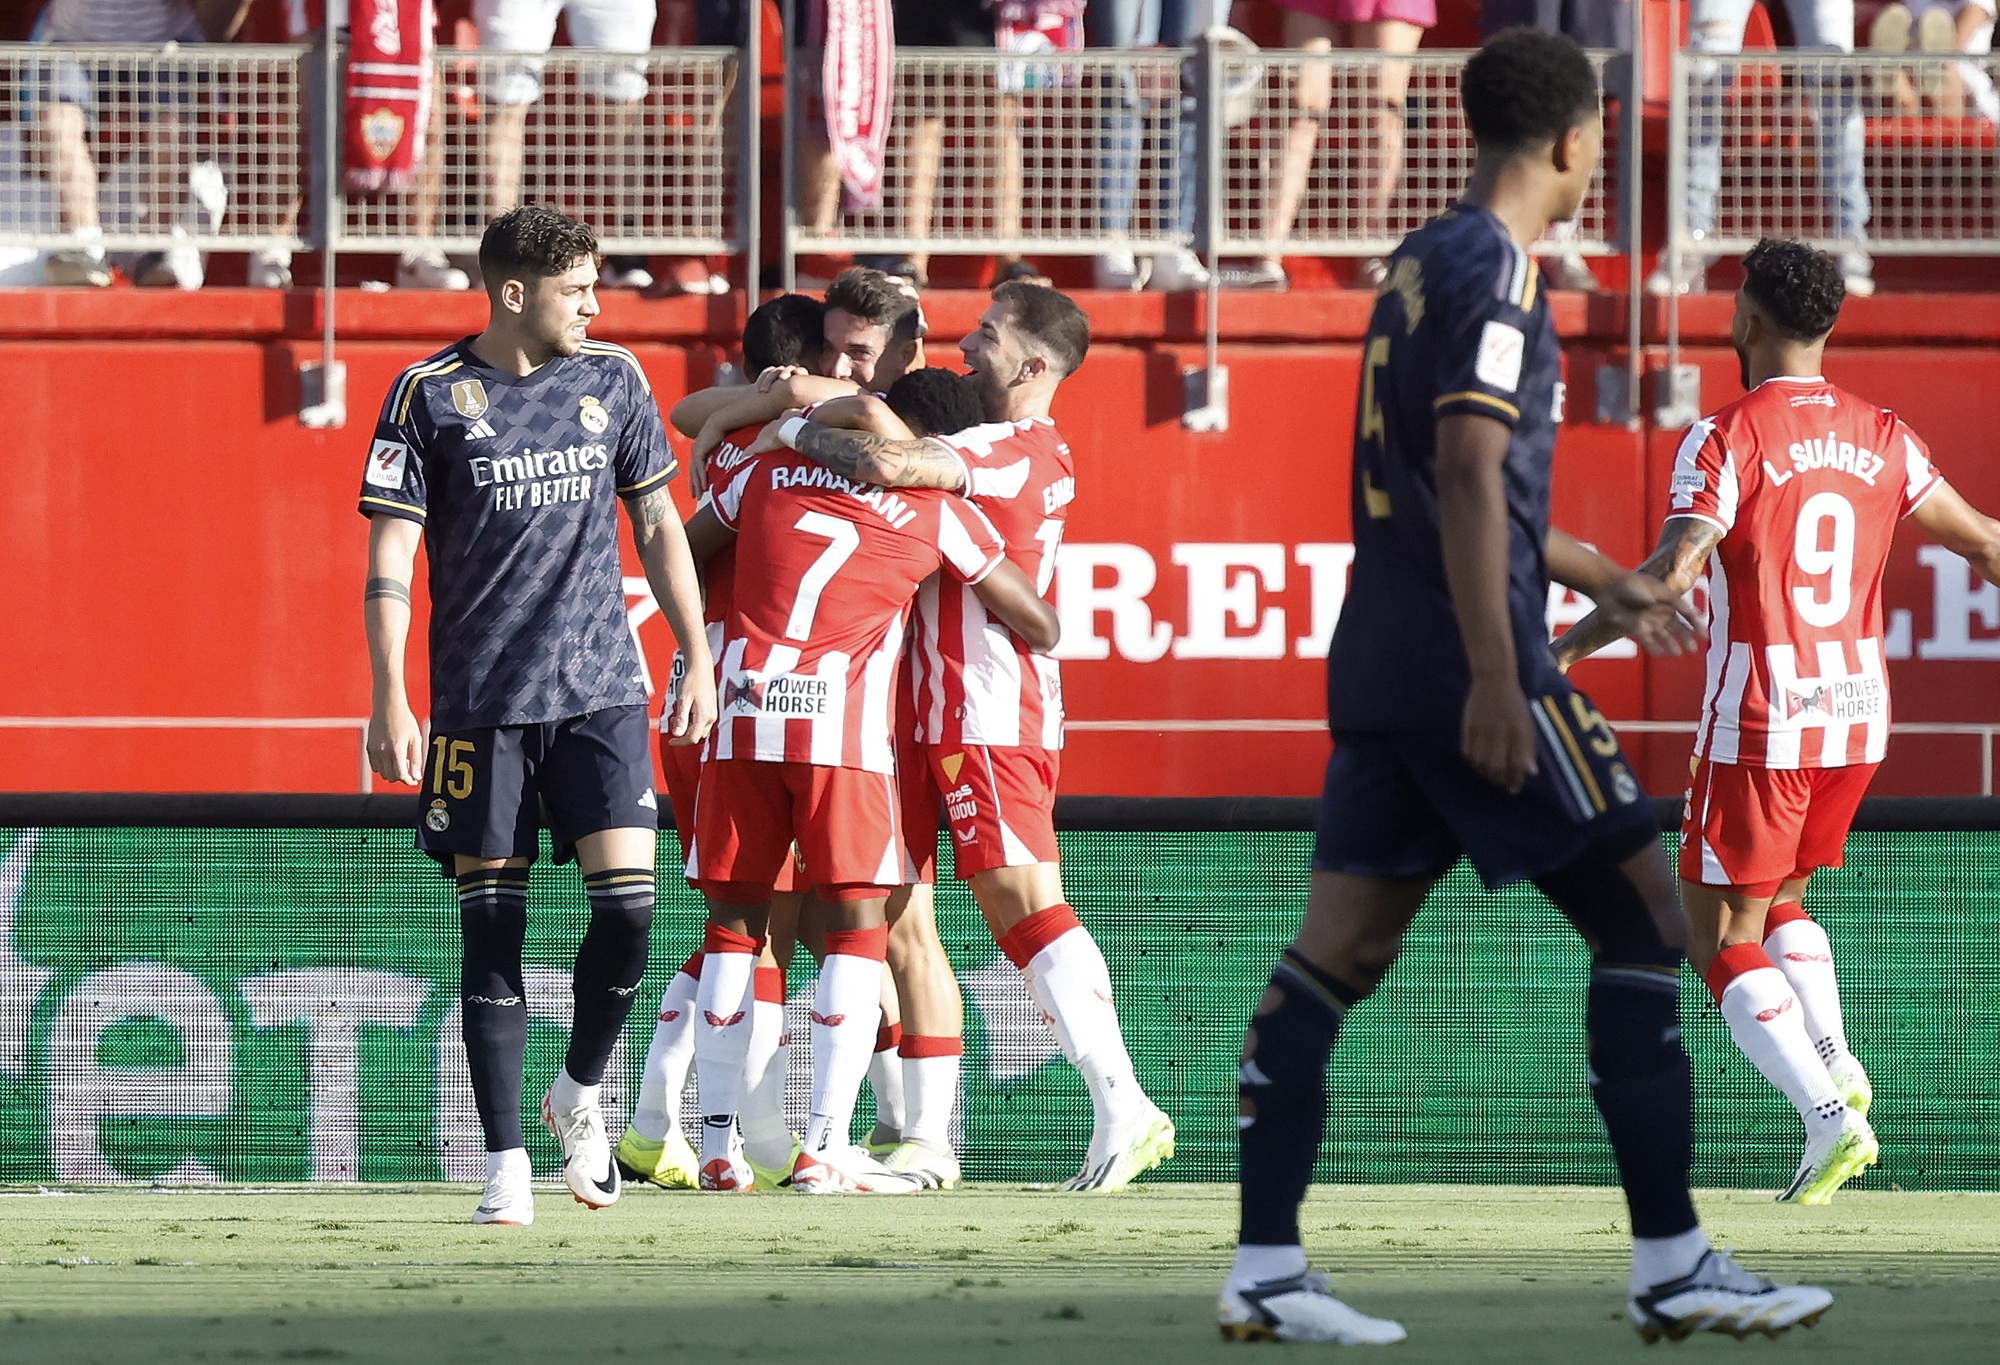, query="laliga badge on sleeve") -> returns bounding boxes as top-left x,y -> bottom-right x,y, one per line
365,440 -> 409,488
1475,320 -> 1525,393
